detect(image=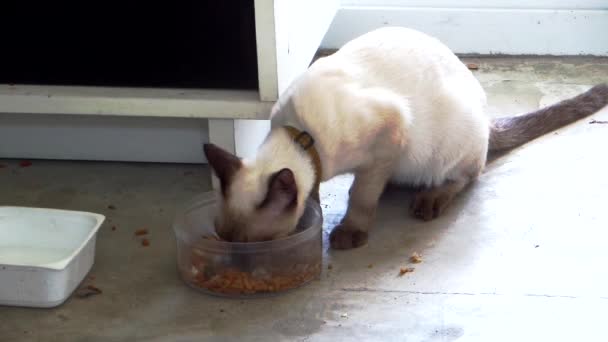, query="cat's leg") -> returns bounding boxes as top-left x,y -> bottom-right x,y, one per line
330,165 -> 394,249
409,157 -> 485,220
409,179 -> 469,221
409,139 -> 487,220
